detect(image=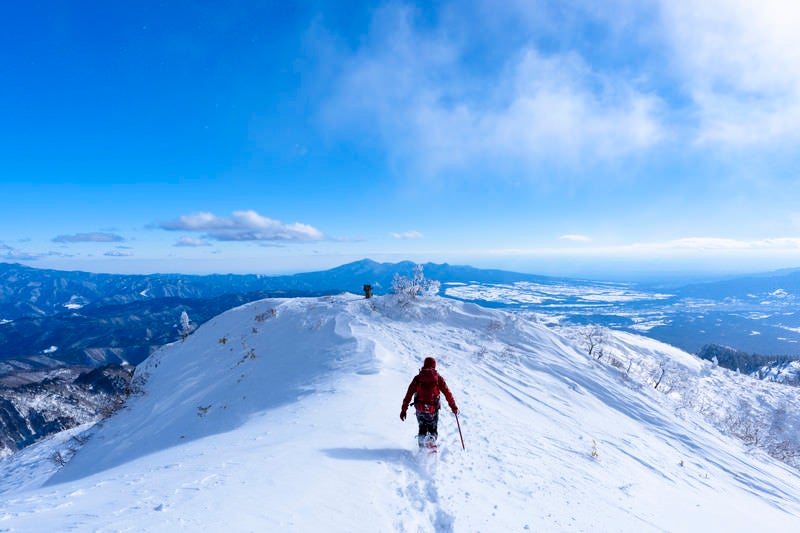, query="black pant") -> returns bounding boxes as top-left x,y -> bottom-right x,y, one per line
416,410 -> 439,438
